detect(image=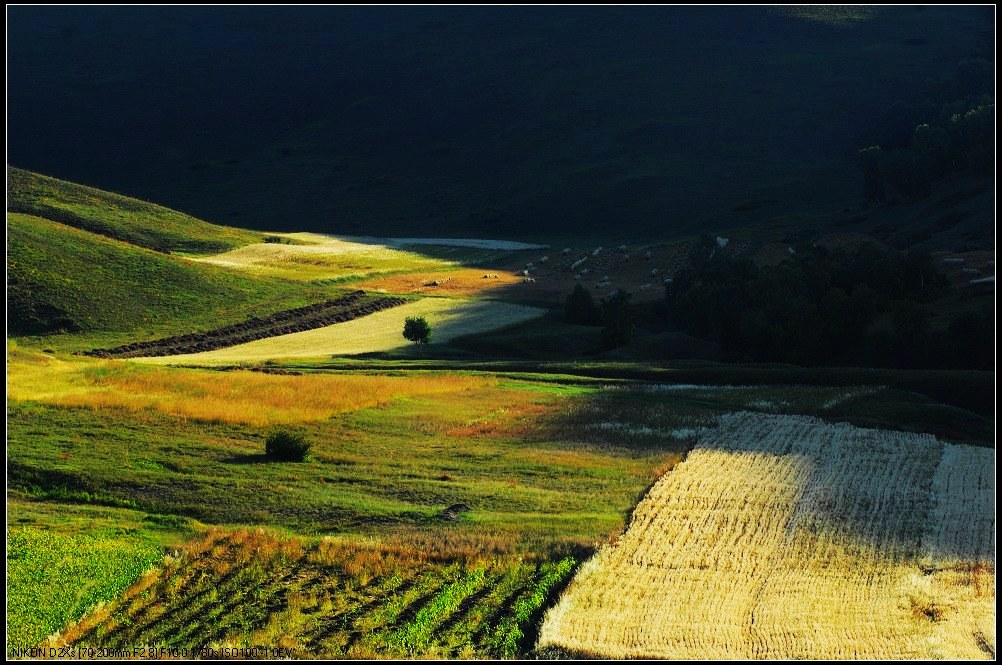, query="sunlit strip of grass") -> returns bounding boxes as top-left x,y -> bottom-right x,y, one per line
8,349 -> 492,426
193,234 -> 450,282
134,298 -> 546,365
